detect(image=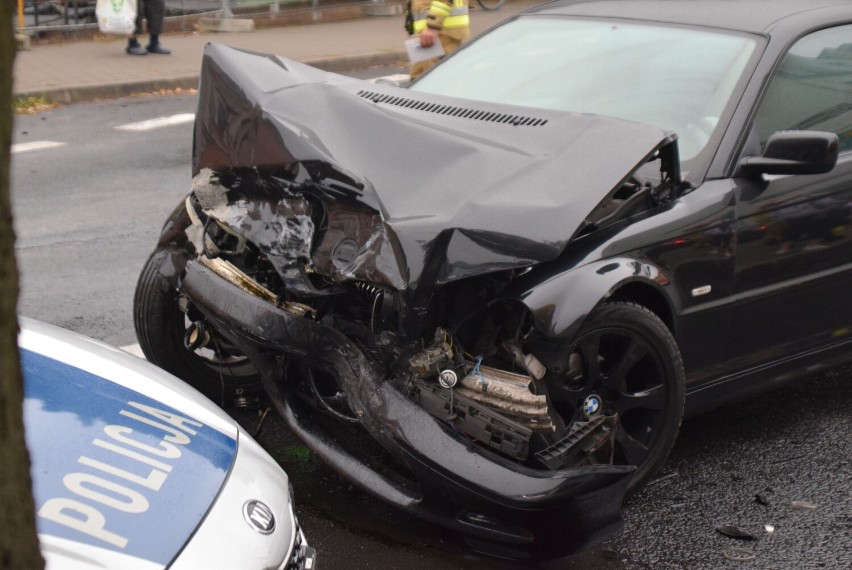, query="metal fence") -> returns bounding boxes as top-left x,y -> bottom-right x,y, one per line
15,0 -> 368,34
